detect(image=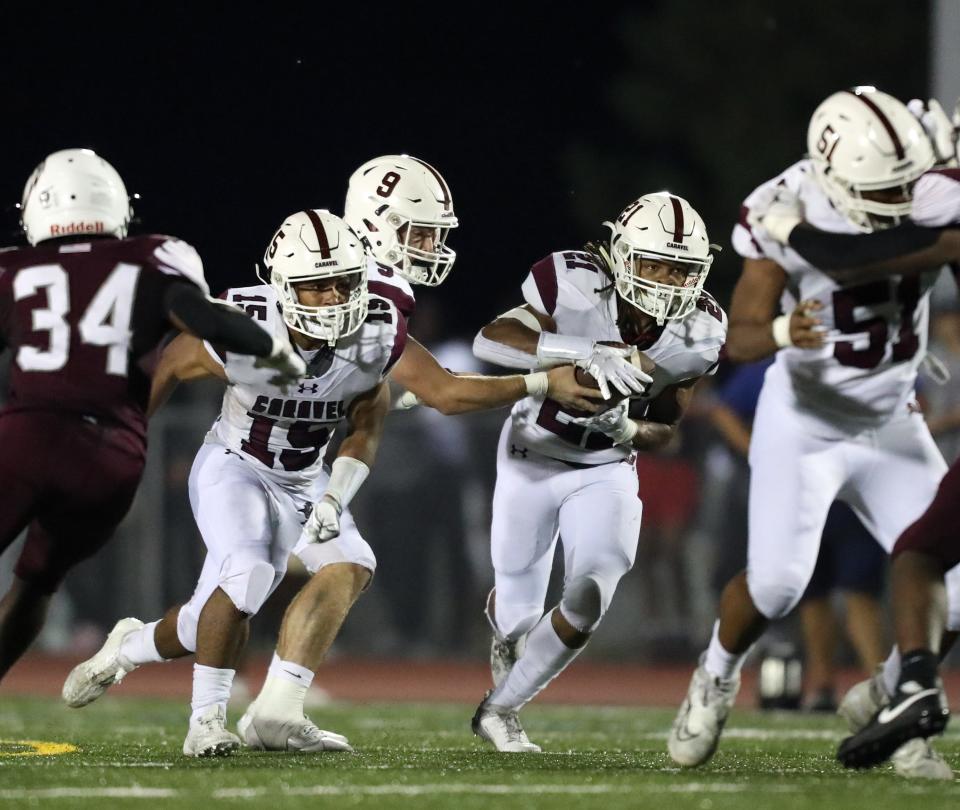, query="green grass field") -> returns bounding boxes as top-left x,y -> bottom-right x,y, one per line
0,697 -> 957,808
